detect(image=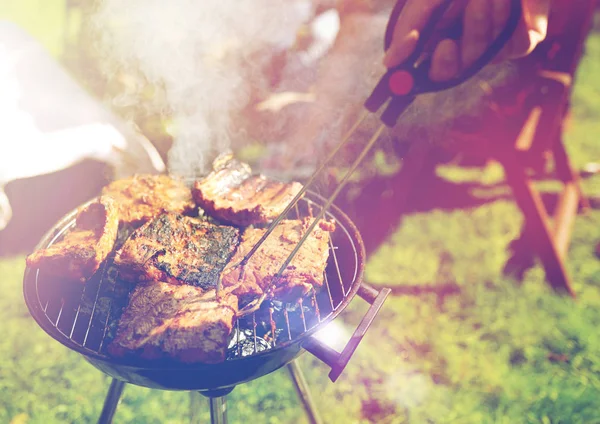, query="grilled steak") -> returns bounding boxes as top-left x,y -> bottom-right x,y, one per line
102,174 -> 195,226
26,197 -> 119,283
108,281 -> 238,363
192,154 -> 303,226
114,213 -> 240,290
221,218 -> 335,301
